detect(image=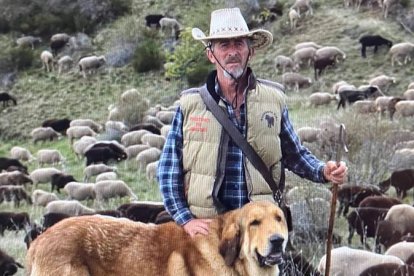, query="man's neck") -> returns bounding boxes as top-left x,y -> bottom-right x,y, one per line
217,73 -> 248,102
